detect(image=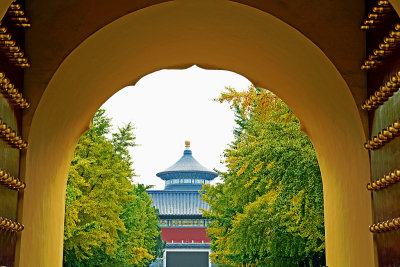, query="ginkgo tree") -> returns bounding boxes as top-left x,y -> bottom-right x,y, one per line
63,109 -> 163,267
201,87 -> 325,266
